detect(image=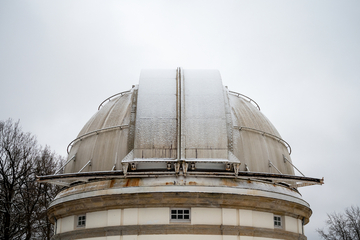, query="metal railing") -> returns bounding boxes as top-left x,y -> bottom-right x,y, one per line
234,126 -> 292,155
66,124 -> 129,154
98,90 -> 132,110
229,91 -> 261,111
